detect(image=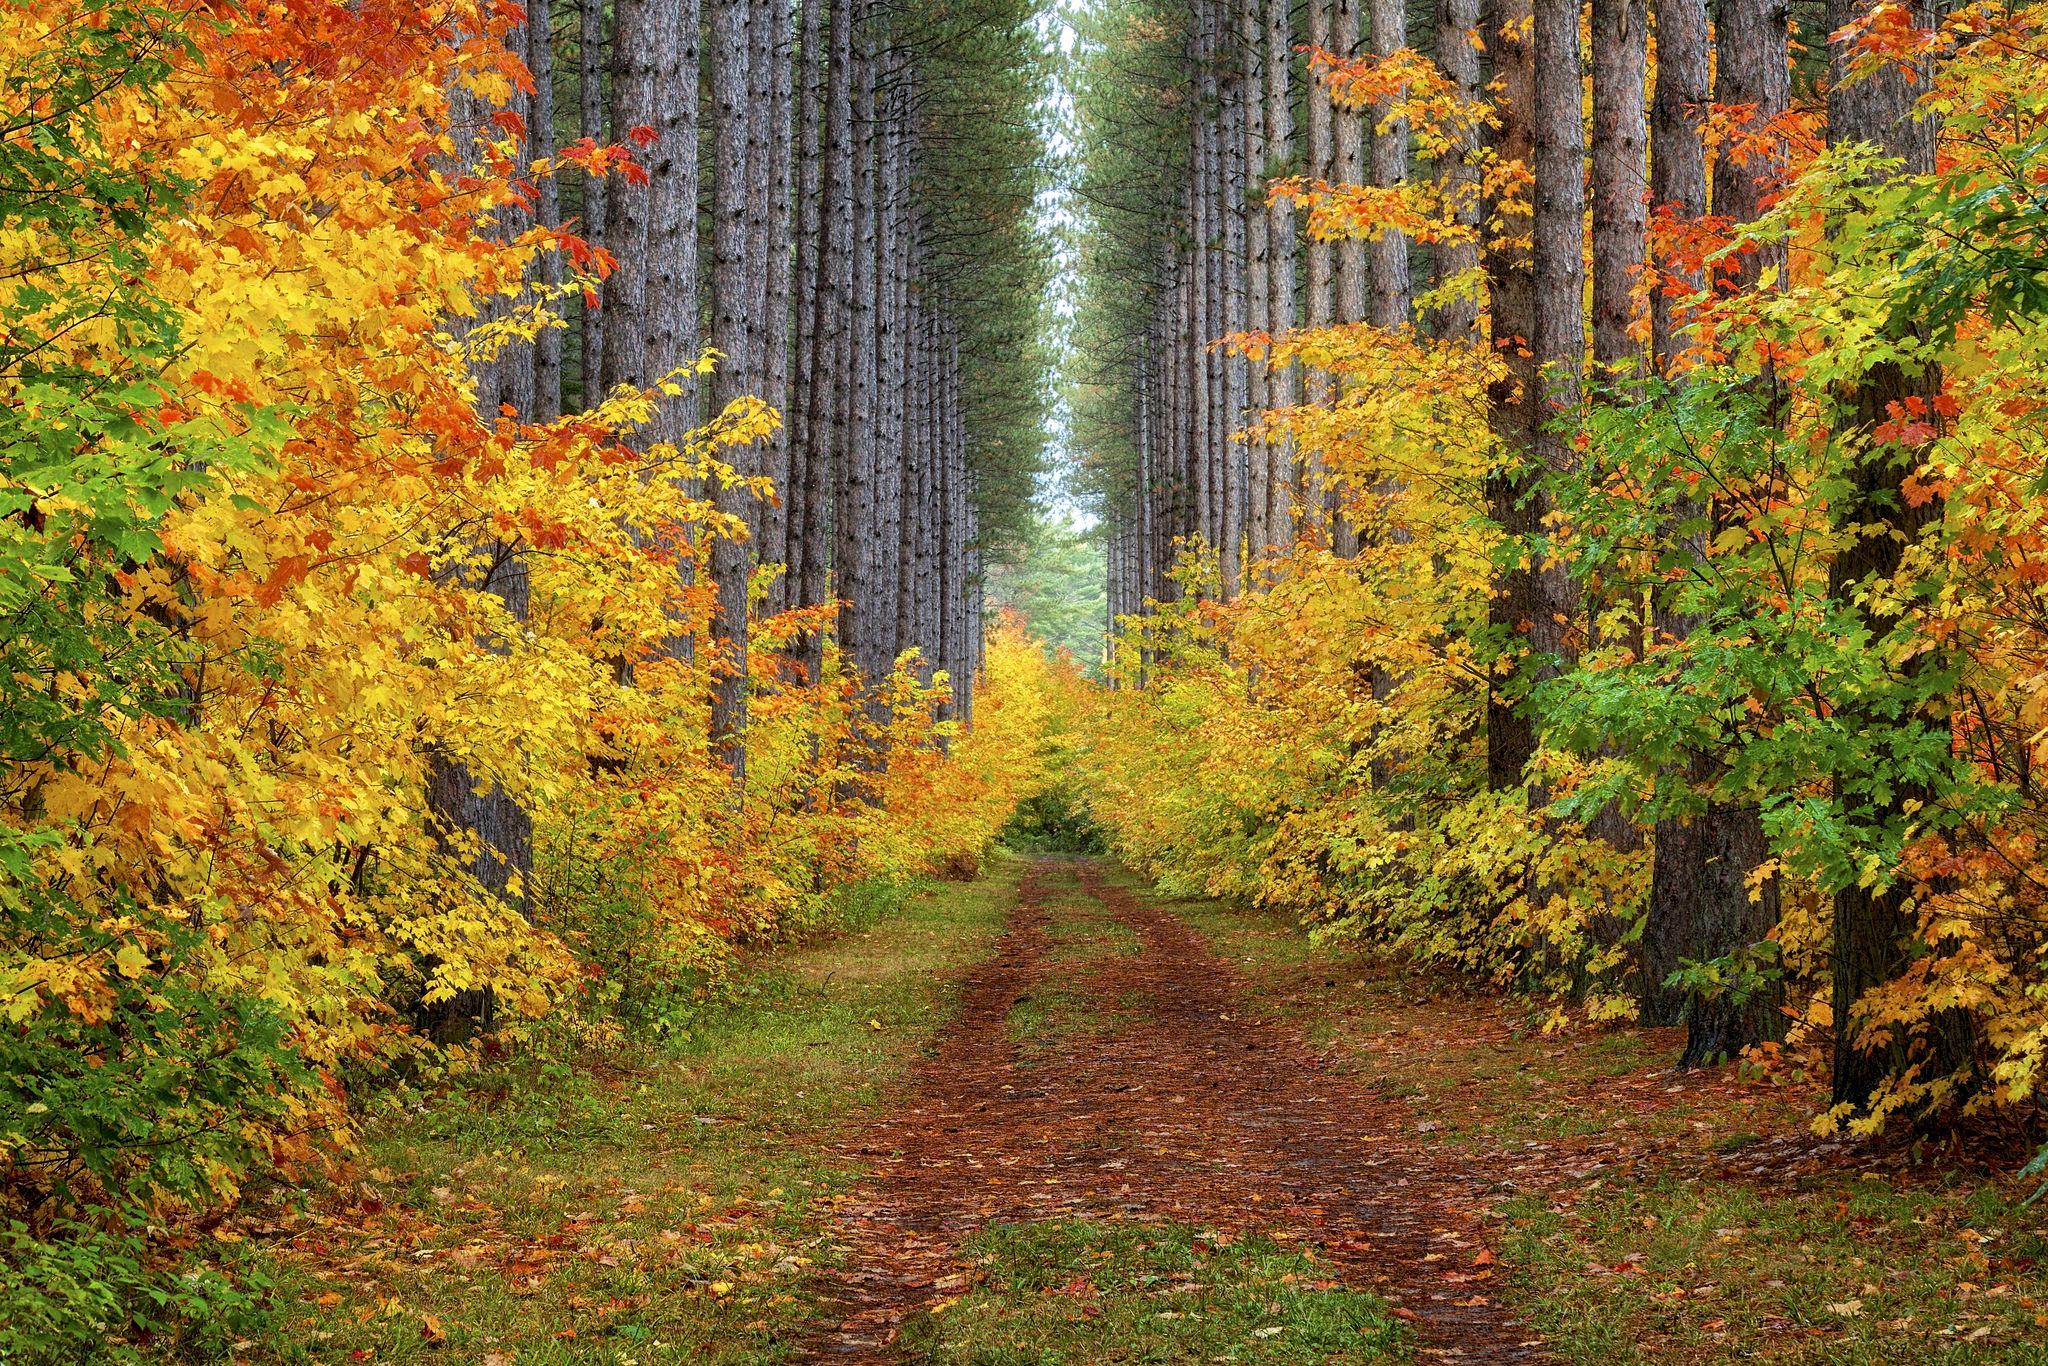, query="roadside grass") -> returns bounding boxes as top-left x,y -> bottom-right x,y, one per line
895,1220 -> 1408,1364
1504,1176 -> 2048,1365
232,858 -> 1020,1366
1039,867 -> 1142,963
1132,872 -> 2048,1365
1005,986 -> 1104,1060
